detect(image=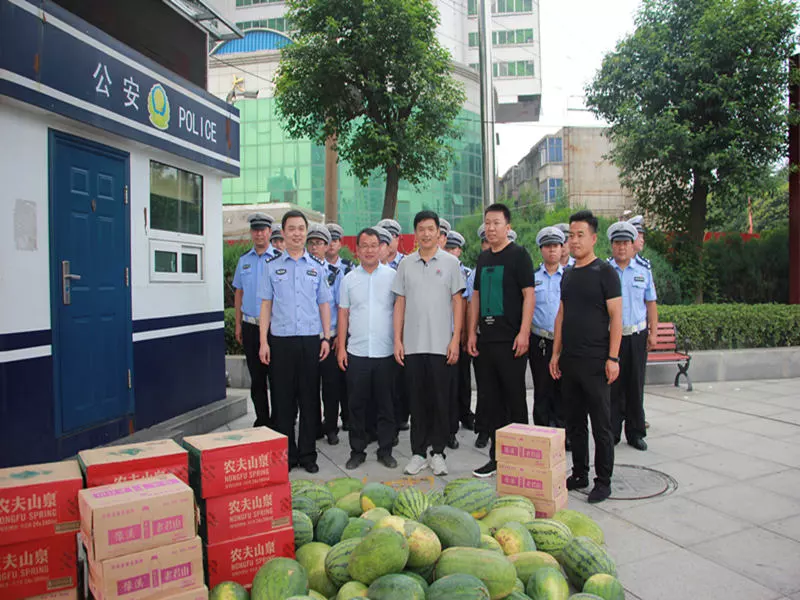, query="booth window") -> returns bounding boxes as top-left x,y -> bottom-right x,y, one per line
150,241 -> 203,282
150,161 -> 203,235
